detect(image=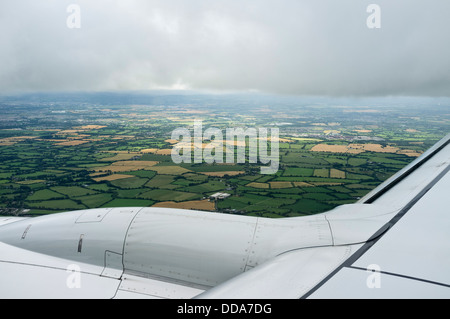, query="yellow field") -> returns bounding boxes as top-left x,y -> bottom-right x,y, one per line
347,146 -> 367,154
93,174 -> 135,182
397,149 -> 422,157
293,182 -> 314,187
139,148 -> 158,153
155,149 -> 172,155
269,181 -> 293,189
9,136 -> 40,140
33,129 -> 60,132
0,136 -> 38,146
311,143 -> 421,157
152,200 -> 215,211
353,129 -> 372,133
247,182 -> 270,189
94,161 -> 158,173
353,143 -> 398,153
330,169 -> 346,179
148,166 -> 192,175
77,125 -> 107,130
54,140 -> 90,146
